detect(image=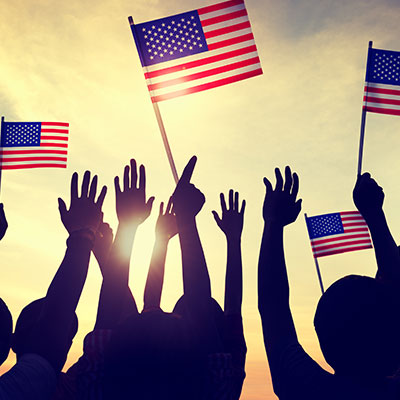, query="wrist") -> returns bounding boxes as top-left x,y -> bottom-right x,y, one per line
68,228 -> 96,248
